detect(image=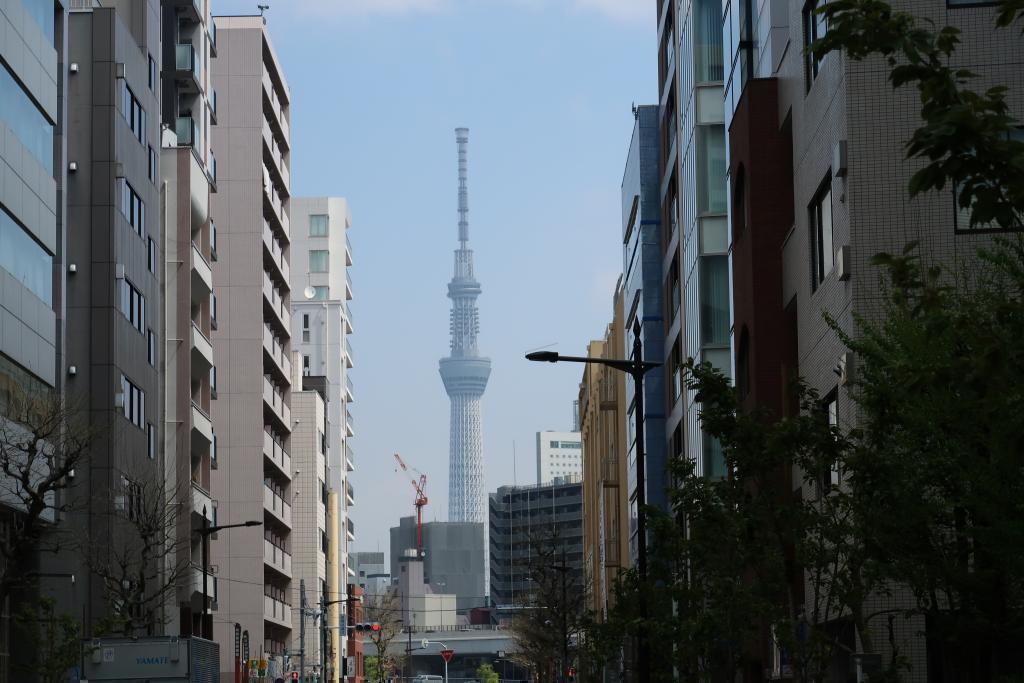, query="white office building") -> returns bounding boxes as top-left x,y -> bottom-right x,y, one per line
536,430 -> 583,484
